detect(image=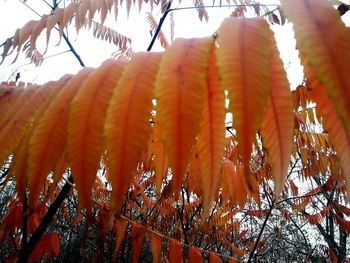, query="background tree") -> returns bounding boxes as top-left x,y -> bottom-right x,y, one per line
1,0 -> 350,262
